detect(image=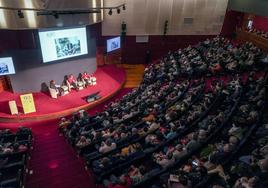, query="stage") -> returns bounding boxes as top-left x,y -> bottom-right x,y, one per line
0,65 -> 126,123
